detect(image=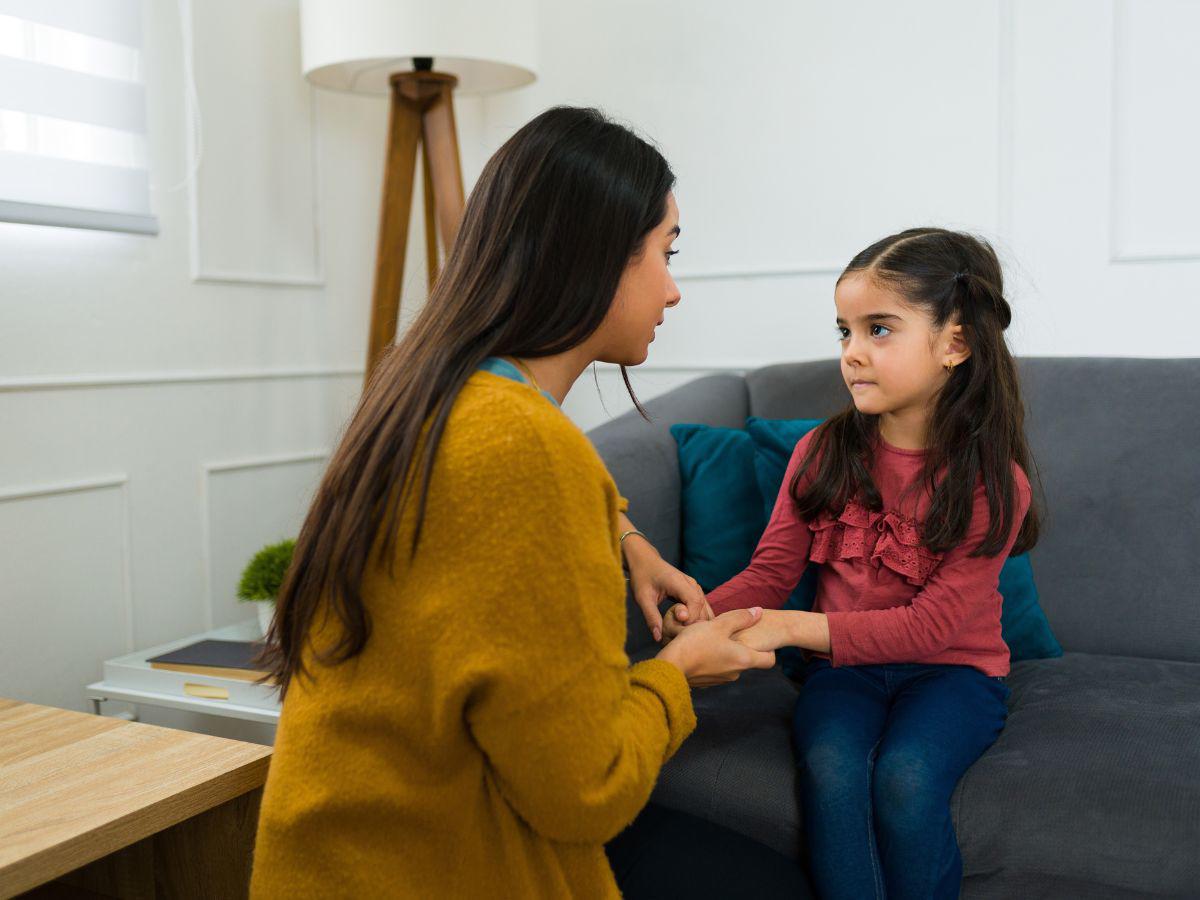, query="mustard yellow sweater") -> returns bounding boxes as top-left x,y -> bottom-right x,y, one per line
250,370 -> 696,899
